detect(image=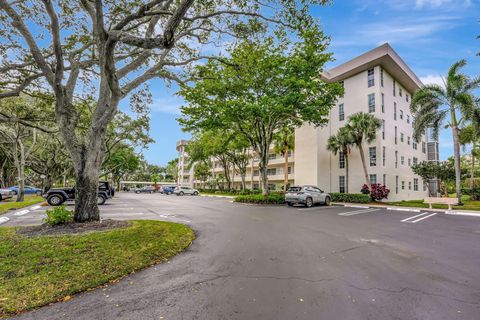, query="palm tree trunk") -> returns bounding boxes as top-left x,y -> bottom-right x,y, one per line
358,143 -> 370,188
345,152 -> 349,193
471,142 -> 476,189
450,106 -> 462,204
284,146 -> 288,191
